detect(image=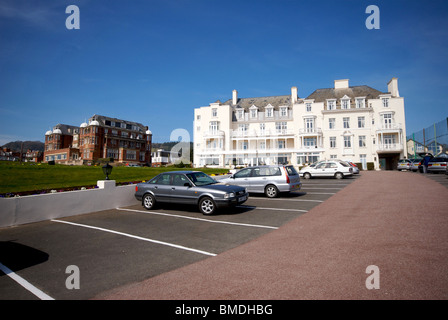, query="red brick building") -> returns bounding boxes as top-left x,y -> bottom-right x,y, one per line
44,115 -> 152,165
